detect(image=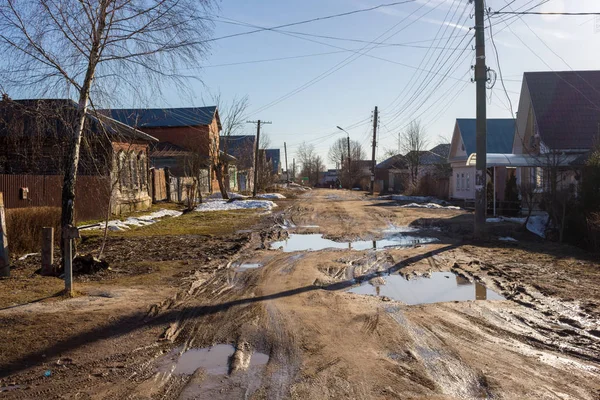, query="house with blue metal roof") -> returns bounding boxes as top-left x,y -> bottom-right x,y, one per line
103,106 -> 222,192
448,118 -> 515,200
